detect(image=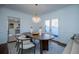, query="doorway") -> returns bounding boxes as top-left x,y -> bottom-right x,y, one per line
8,17 -> 20,42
